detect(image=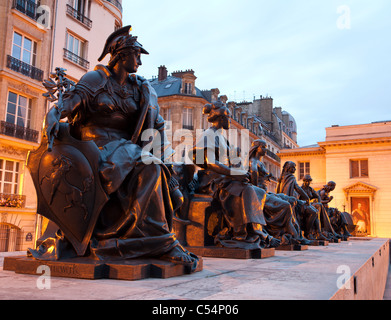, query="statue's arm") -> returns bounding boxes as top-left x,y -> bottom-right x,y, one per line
43,93 -> 82,148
